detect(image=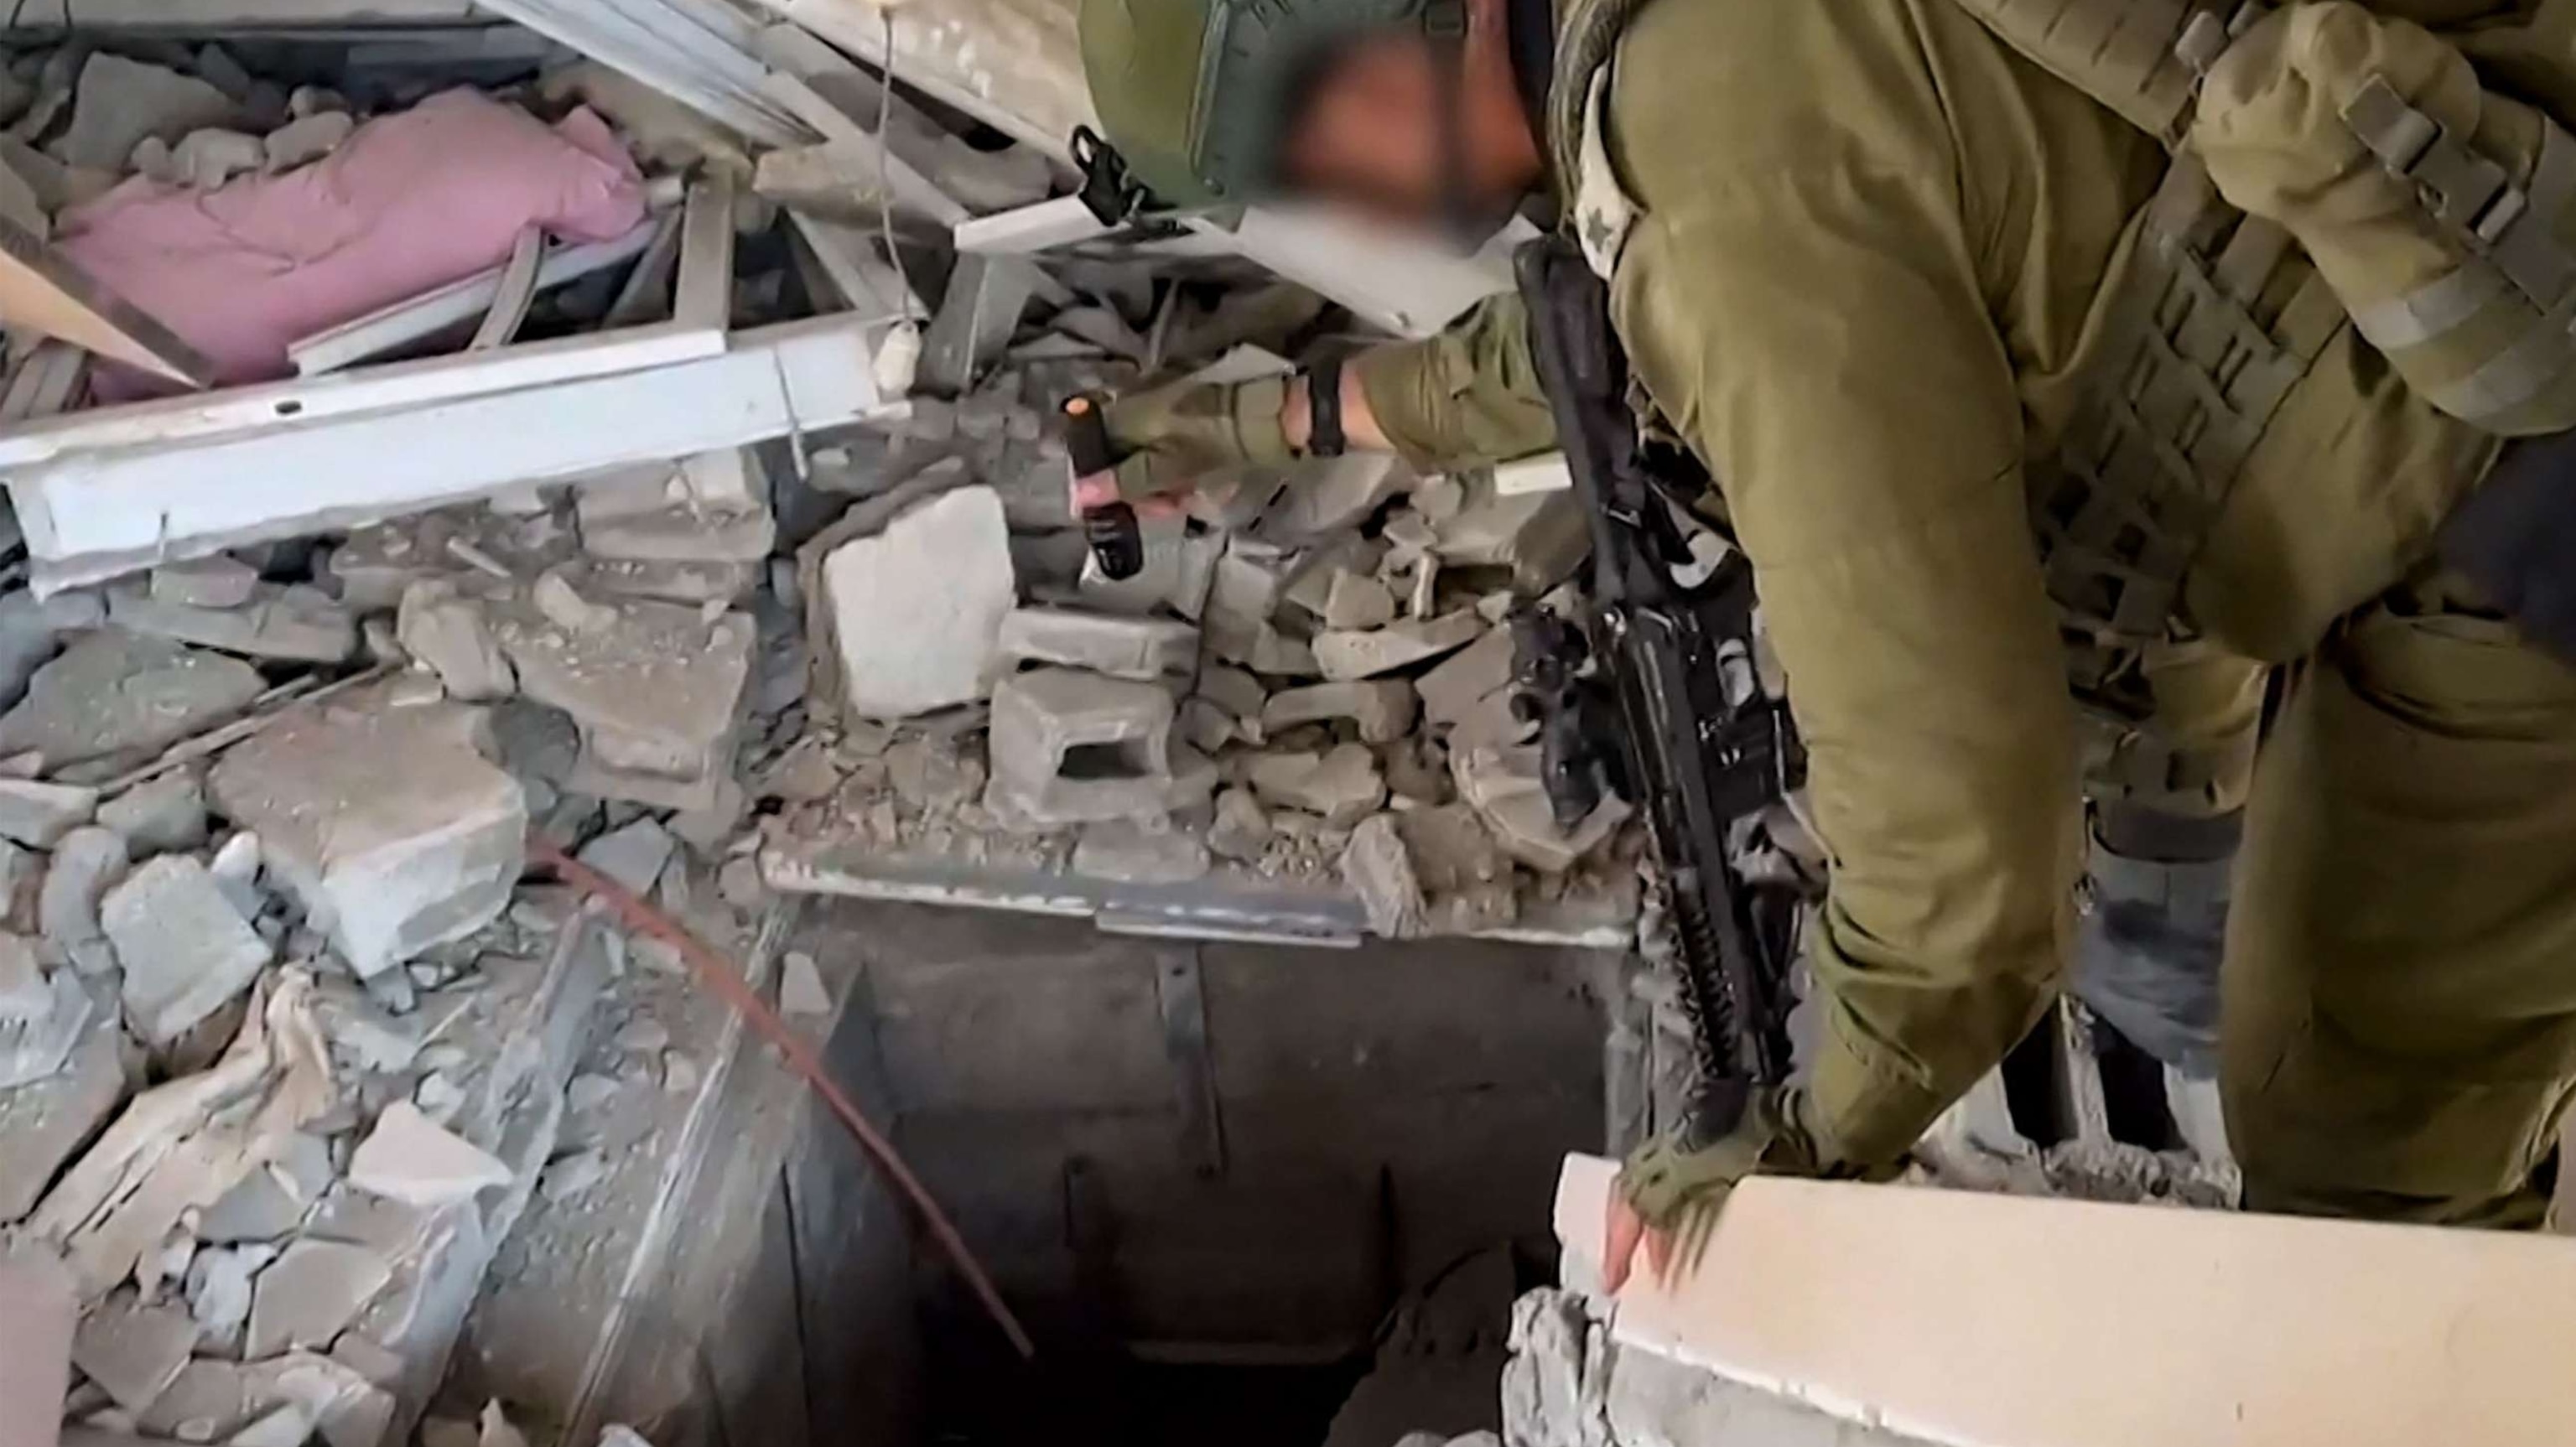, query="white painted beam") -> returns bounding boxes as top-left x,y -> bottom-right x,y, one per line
673,174 -> 738,329
10,316 -> 894,592
0,0 -> 480,26
952,194 -> 1109,255
467,228 -> 545,350
4,320 -> 721,469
